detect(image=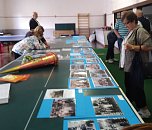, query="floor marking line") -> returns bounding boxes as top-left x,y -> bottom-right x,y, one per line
44,66 -> 55,88
24,91 -> 43,130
